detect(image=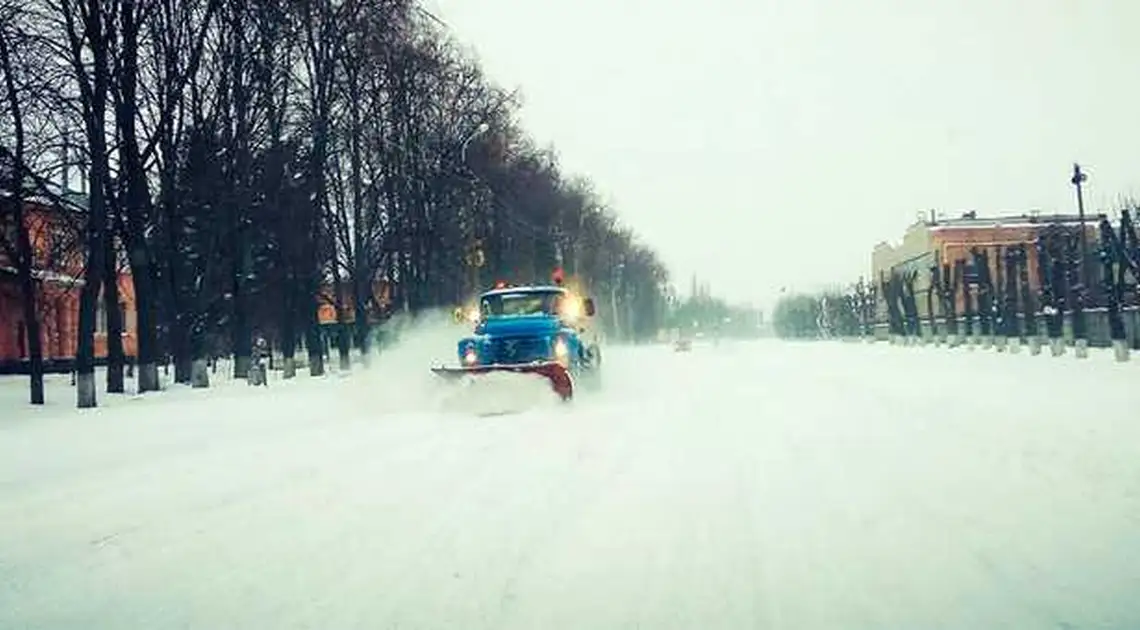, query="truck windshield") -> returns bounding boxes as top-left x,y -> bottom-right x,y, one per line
481,291 -> 562,317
